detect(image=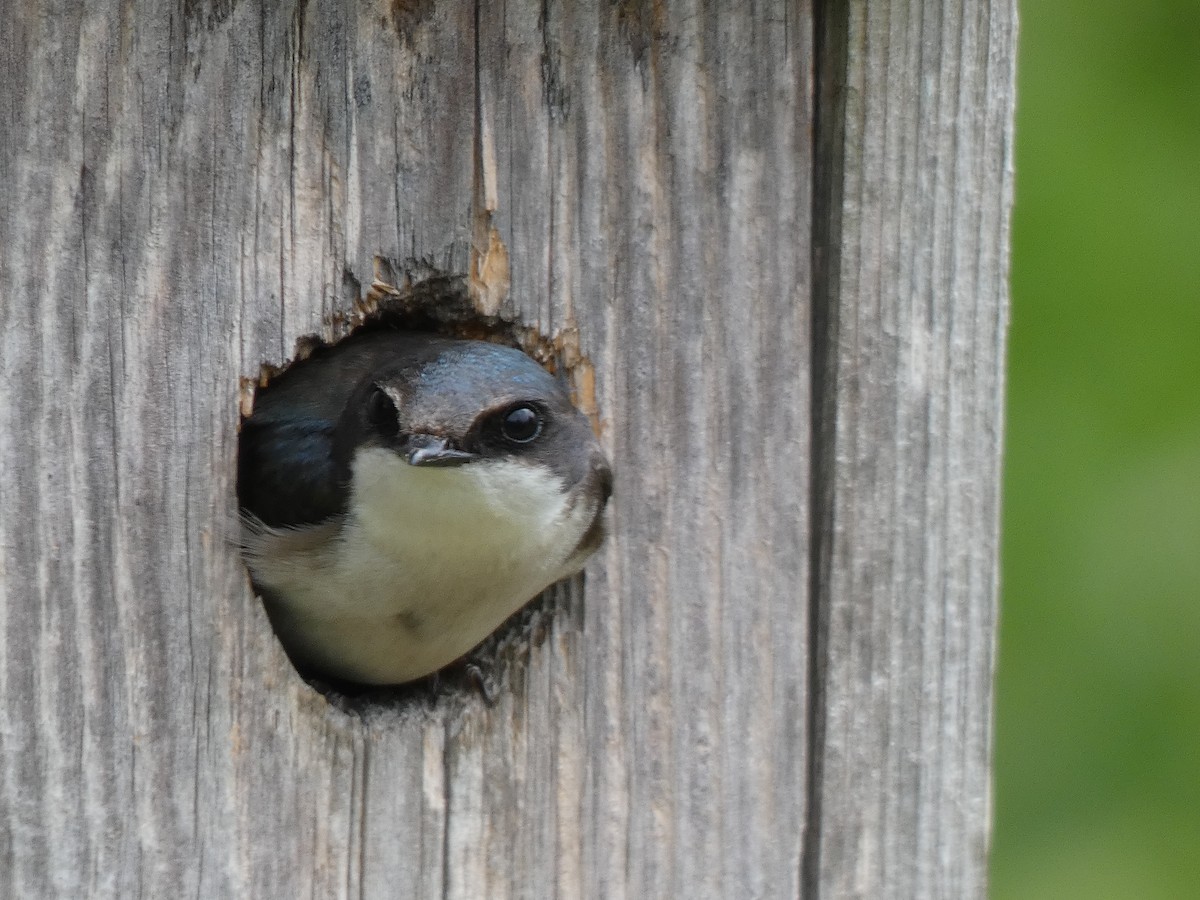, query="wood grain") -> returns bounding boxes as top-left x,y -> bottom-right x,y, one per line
0,1 -> 1013,897
807,1 -> 1016,897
